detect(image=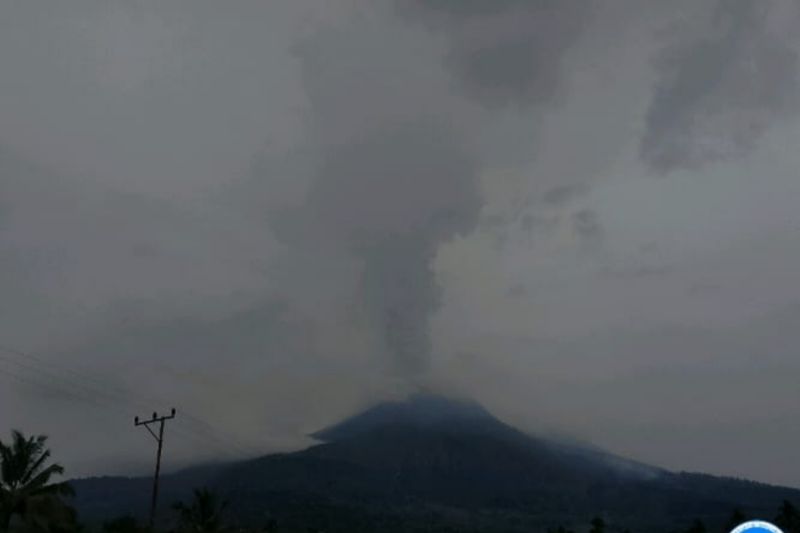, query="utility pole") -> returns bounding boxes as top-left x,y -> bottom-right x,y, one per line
135,408 -> 176,529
